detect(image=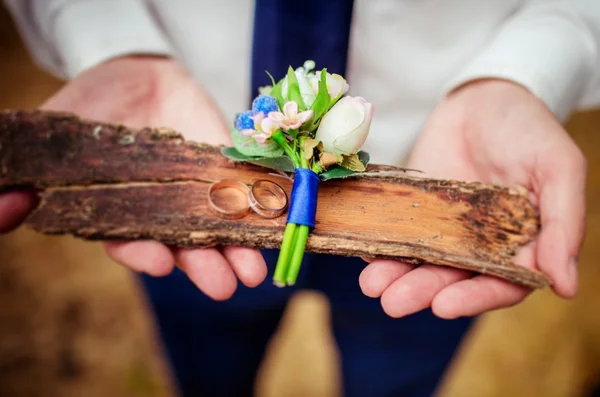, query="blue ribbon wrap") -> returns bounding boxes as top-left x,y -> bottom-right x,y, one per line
286,168 -> 320,229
